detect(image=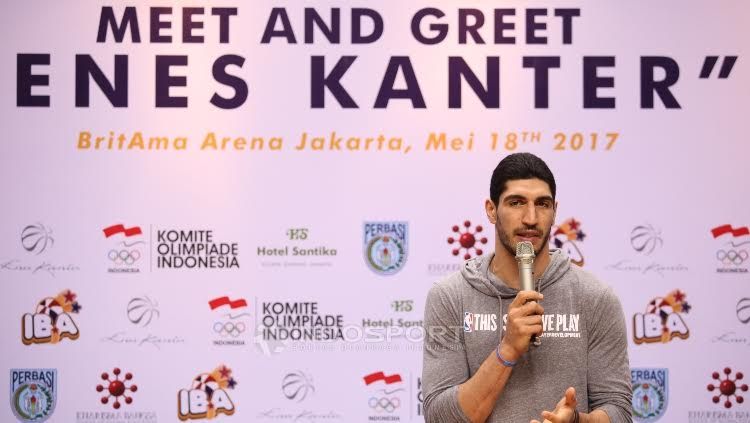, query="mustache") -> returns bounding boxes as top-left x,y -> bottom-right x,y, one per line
513,228 -> 543,236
